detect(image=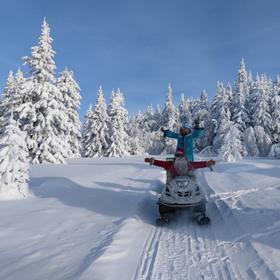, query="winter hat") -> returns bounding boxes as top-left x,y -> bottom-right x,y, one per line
181,123 -> 192,130
175,147 -> 185,157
